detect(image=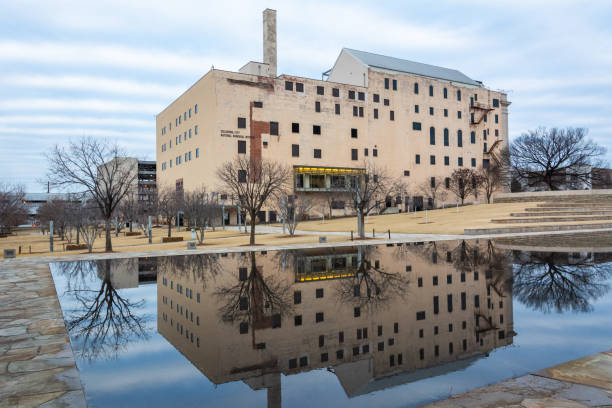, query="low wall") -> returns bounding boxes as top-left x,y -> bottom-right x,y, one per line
493,189 -> 612,203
